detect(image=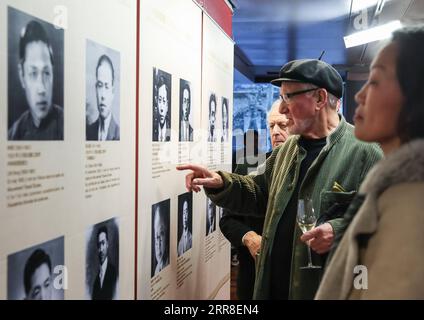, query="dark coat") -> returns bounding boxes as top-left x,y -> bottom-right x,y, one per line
153,120 -> 171,142
219,153 -> 270,299
92,261 -> 118,300
8,104 -> 64,140
86,116 -> 120,141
